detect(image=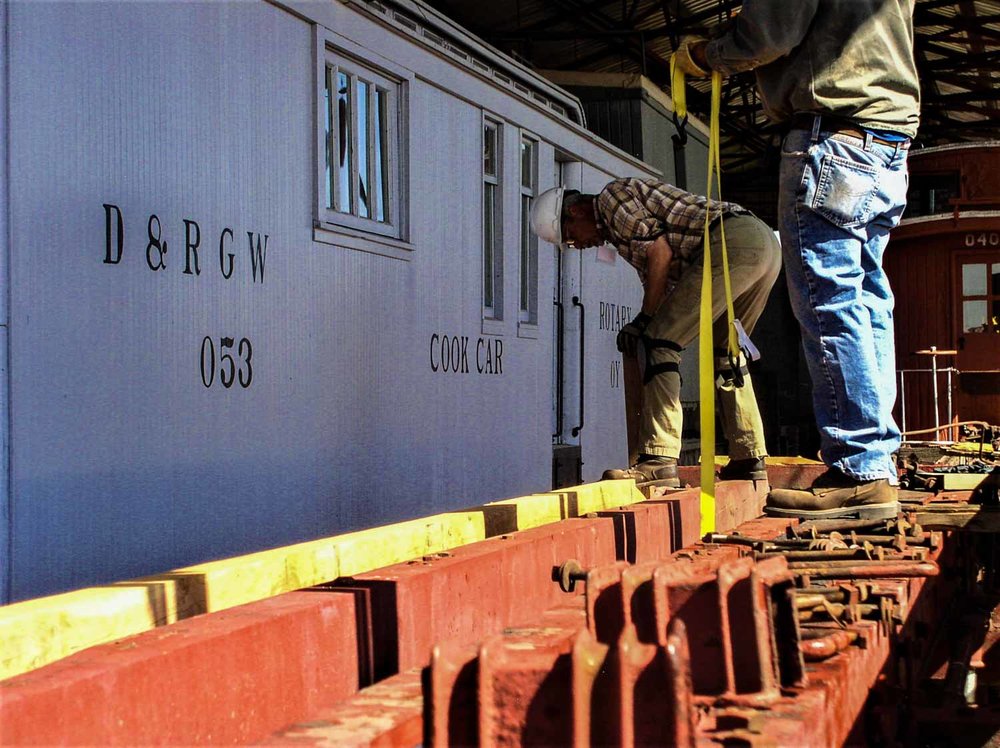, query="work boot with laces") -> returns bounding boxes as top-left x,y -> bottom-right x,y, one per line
765,468 -> 899,520
602,457 -> 680,488
717,457 -> 768,482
